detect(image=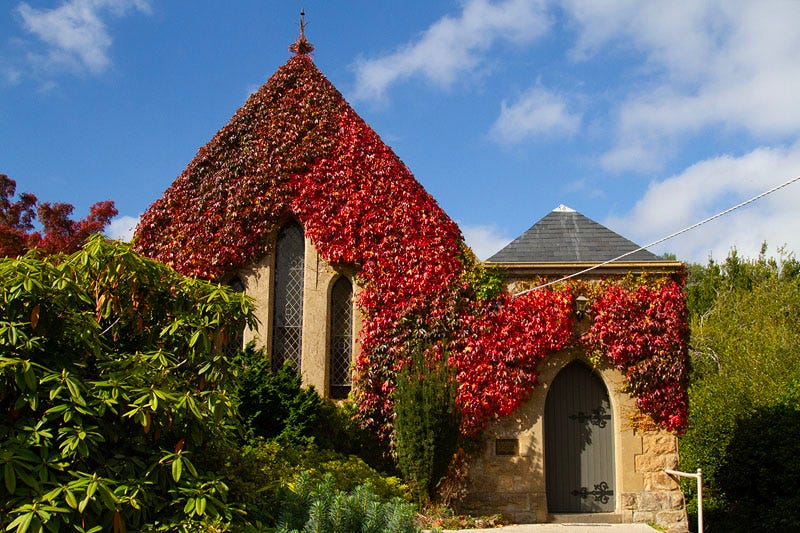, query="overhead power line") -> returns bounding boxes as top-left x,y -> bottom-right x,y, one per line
516,173 -> 800,295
